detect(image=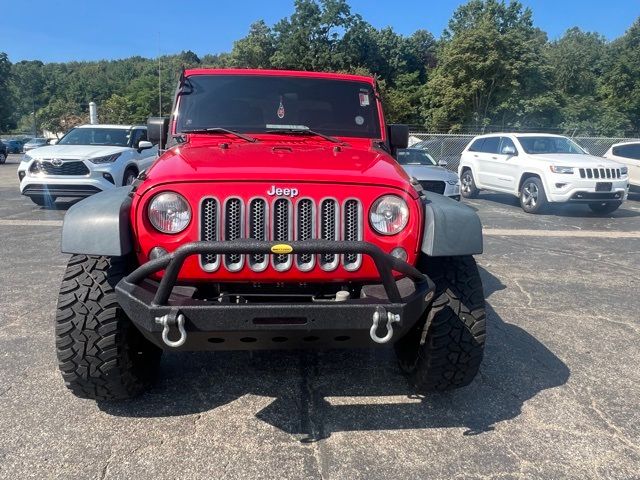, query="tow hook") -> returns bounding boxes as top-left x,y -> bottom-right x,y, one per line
155,312 -> 187,348
370,308 -> 401,344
